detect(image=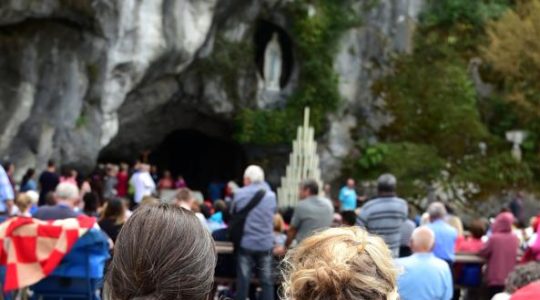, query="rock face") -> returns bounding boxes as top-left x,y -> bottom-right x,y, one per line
0,0 -> 424,184
0,0 -> 217,174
